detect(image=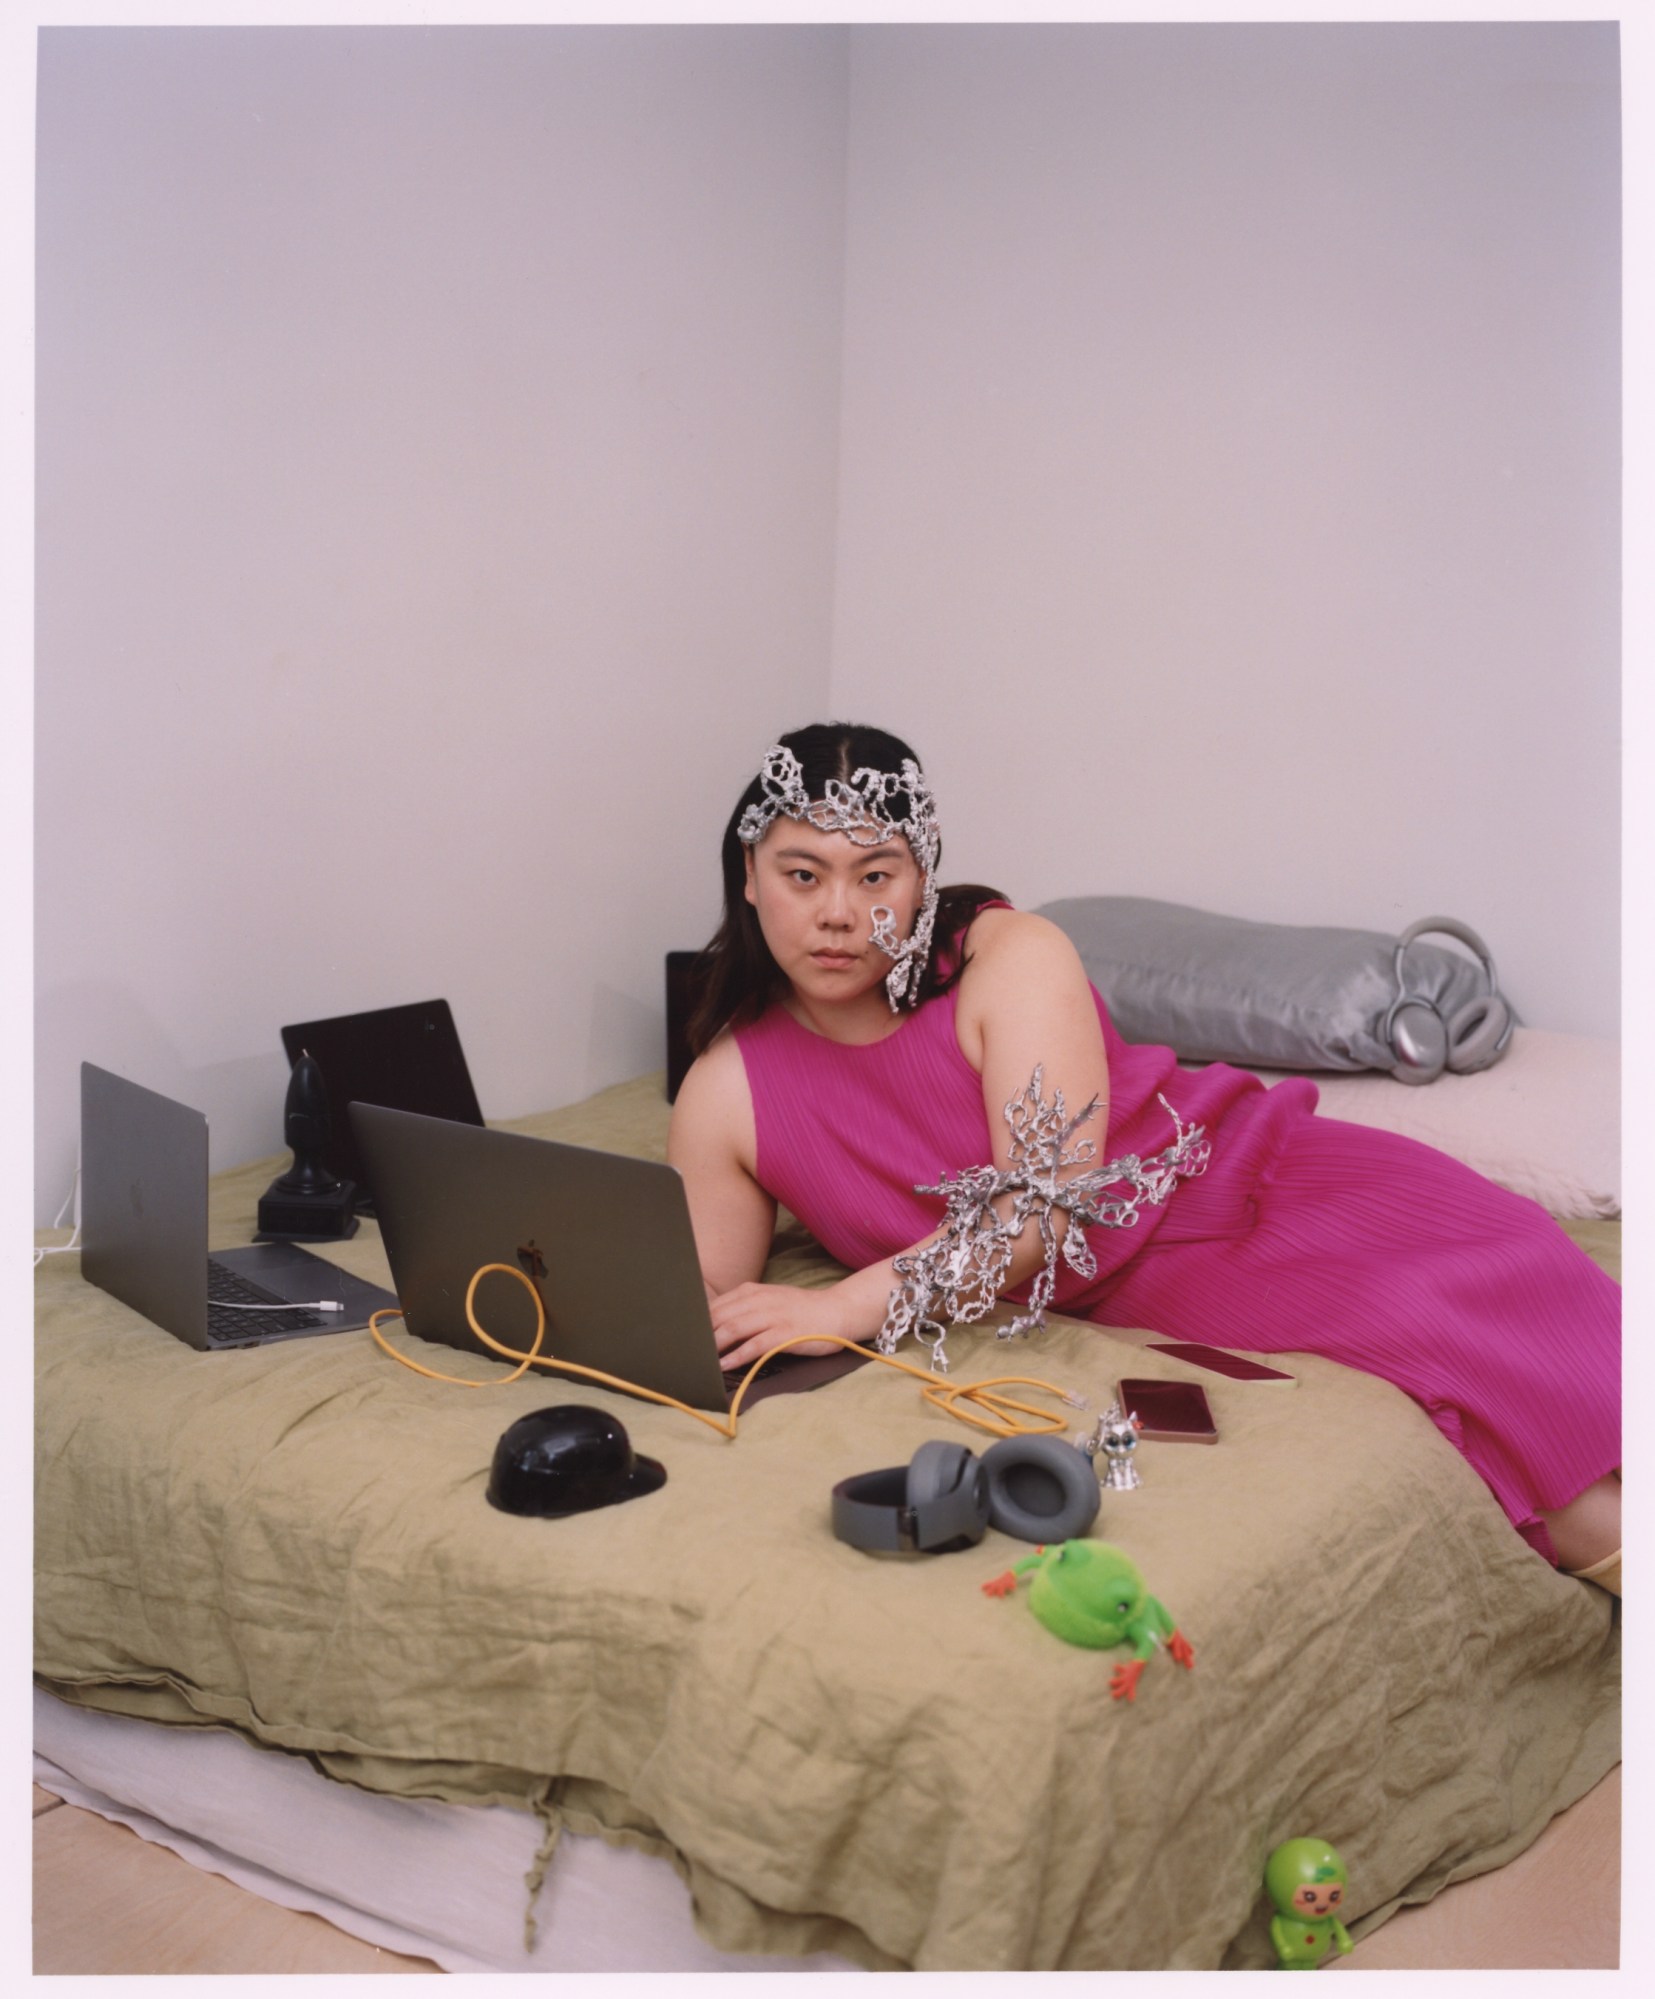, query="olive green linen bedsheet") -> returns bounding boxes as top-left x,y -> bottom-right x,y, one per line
34,1075 -> 1620,1971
